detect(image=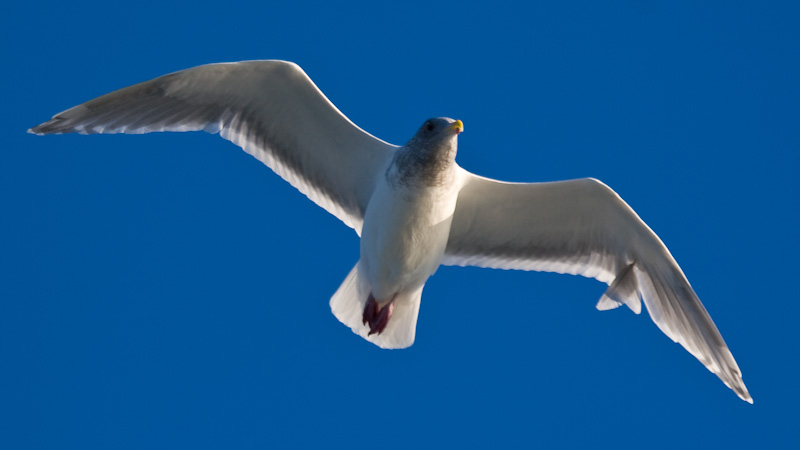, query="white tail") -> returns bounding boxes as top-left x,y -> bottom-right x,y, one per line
330,261 -> 423,349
